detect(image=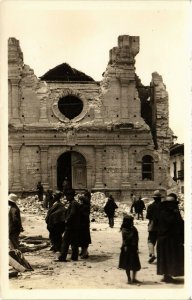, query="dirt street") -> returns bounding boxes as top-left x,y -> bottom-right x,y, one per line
9,210 -> 184,290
